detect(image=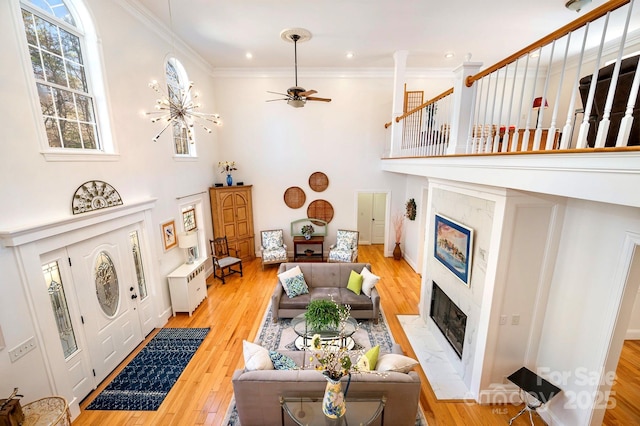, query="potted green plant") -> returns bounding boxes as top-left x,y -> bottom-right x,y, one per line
305,299 -> 348,331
